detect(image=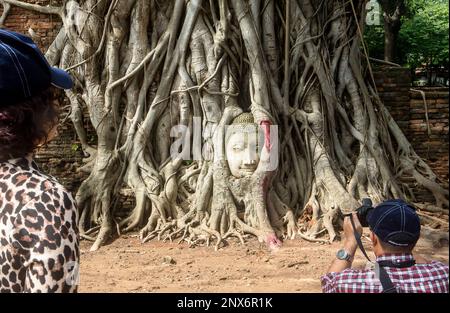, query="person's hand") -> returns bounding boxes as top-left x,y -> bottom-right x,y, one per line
342,212 -> 362,254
